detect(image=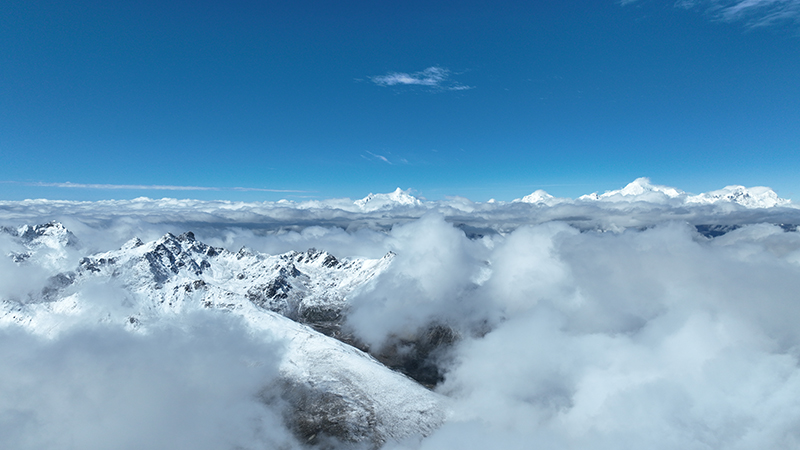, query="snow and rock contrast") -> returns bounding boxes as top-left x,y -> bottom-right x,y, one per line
685,184 -> 791,208
3,200 -> 800,450
1,221 -> 79,267
0,224 -> 445,449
